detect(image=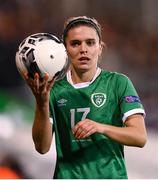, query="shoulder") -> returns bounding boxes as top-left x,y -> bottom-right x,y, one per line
100,69 -> 130,83
99,70 -> 134,92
